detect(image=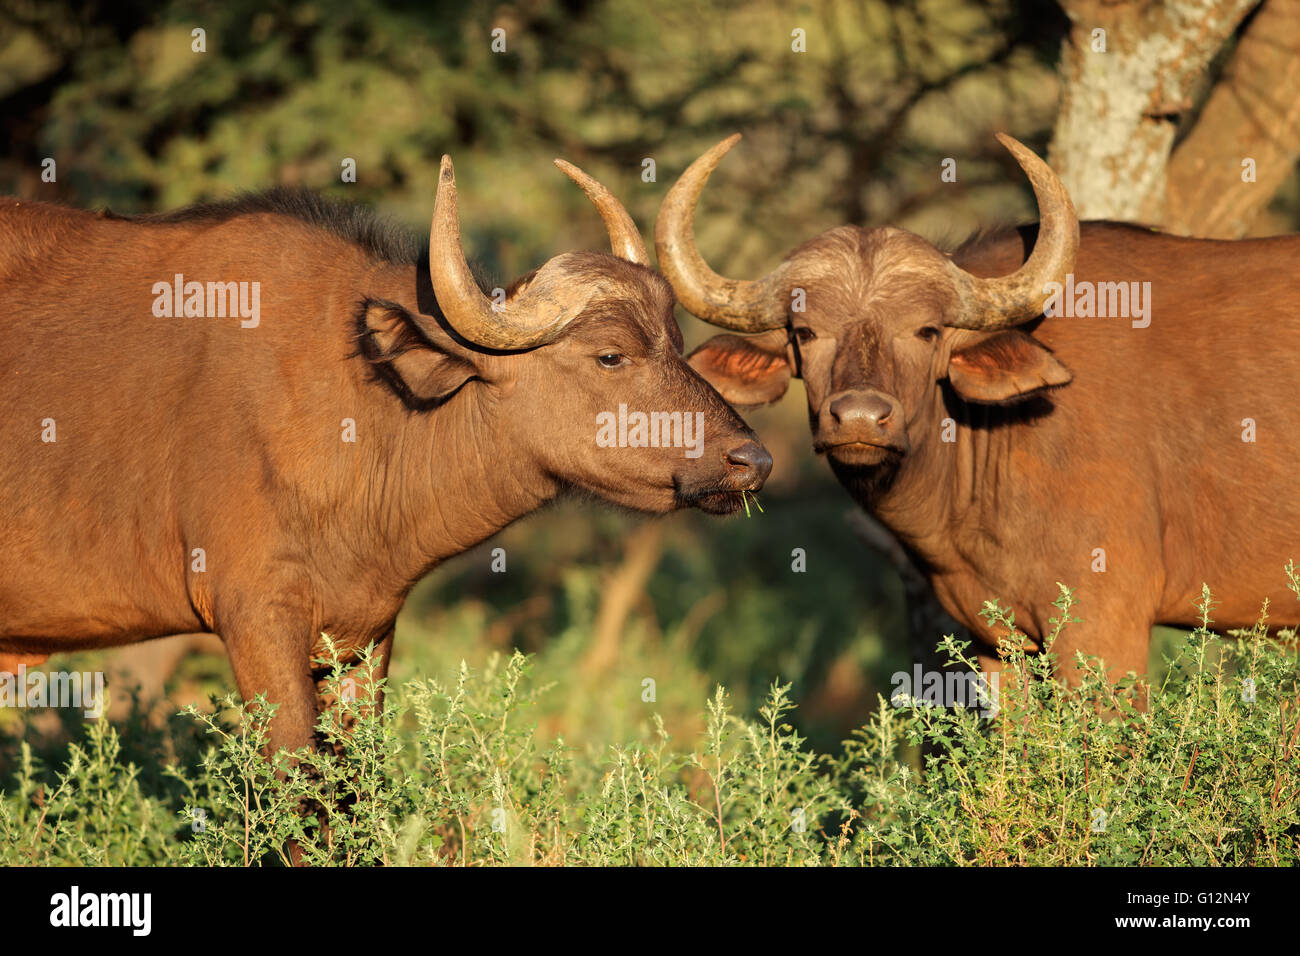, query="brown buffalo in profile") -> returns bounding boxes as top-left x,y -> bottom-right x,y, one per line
658,133 -> 1300,681
0,157 -> 770,755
